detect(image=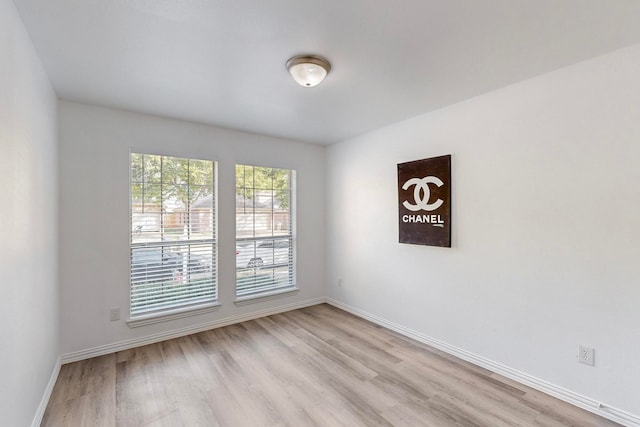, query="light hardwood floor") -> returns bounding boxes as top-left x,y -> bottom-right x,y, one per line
43,304 -> 618,426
